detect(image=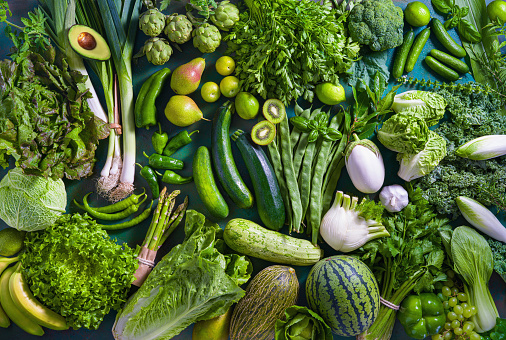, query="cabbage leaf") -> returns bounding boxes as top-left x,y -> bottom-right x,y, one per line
377,112 -> 431,154
391,90 -> 446,126
112,210 -> 251,340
